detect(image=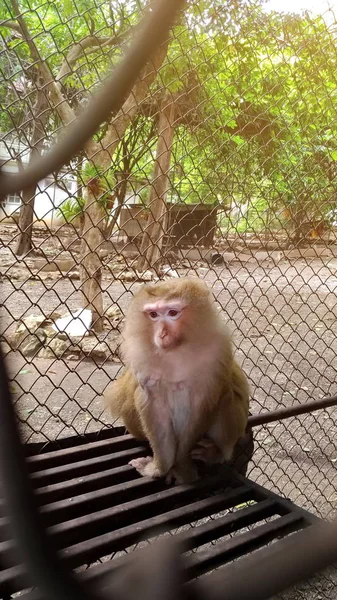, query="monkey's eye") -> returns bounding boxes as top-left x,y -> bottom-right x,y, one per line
149,311 -> 158,319
168,309 -> 179,317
